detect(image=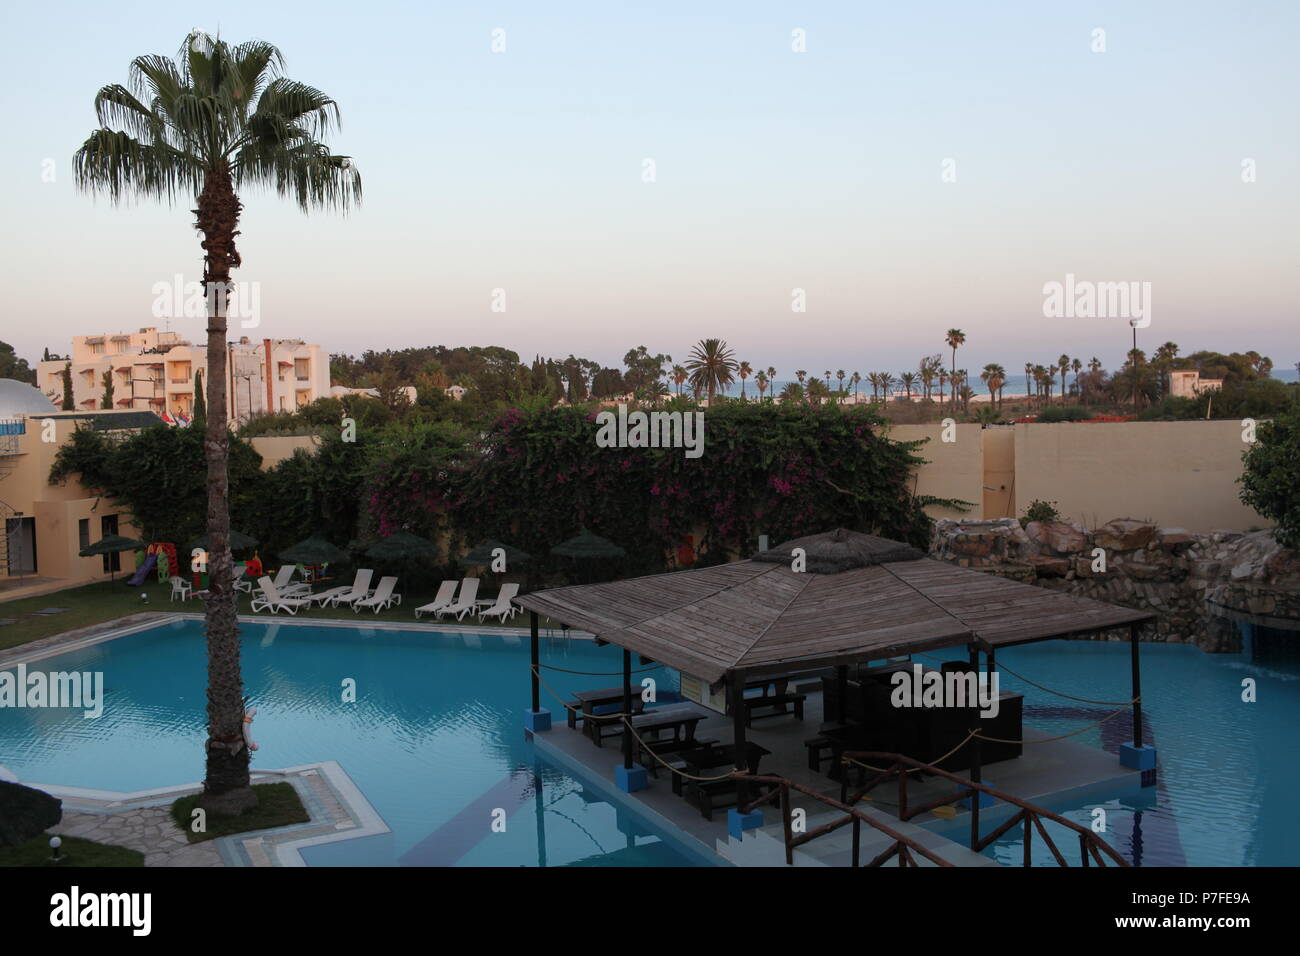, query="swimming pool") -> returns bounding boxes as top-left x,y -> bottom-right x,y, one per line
2,620 -> 1295,866
920,639 -> 1299,866
0,619 -> 703,867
